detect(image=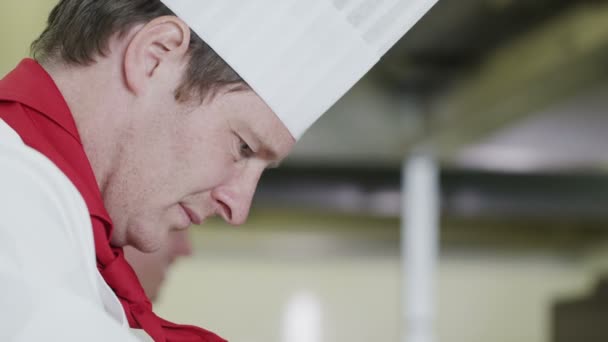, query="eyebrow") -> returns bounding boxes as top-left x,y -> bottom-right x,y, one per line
257,141 -> 284,168
239,126 -> 283,167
